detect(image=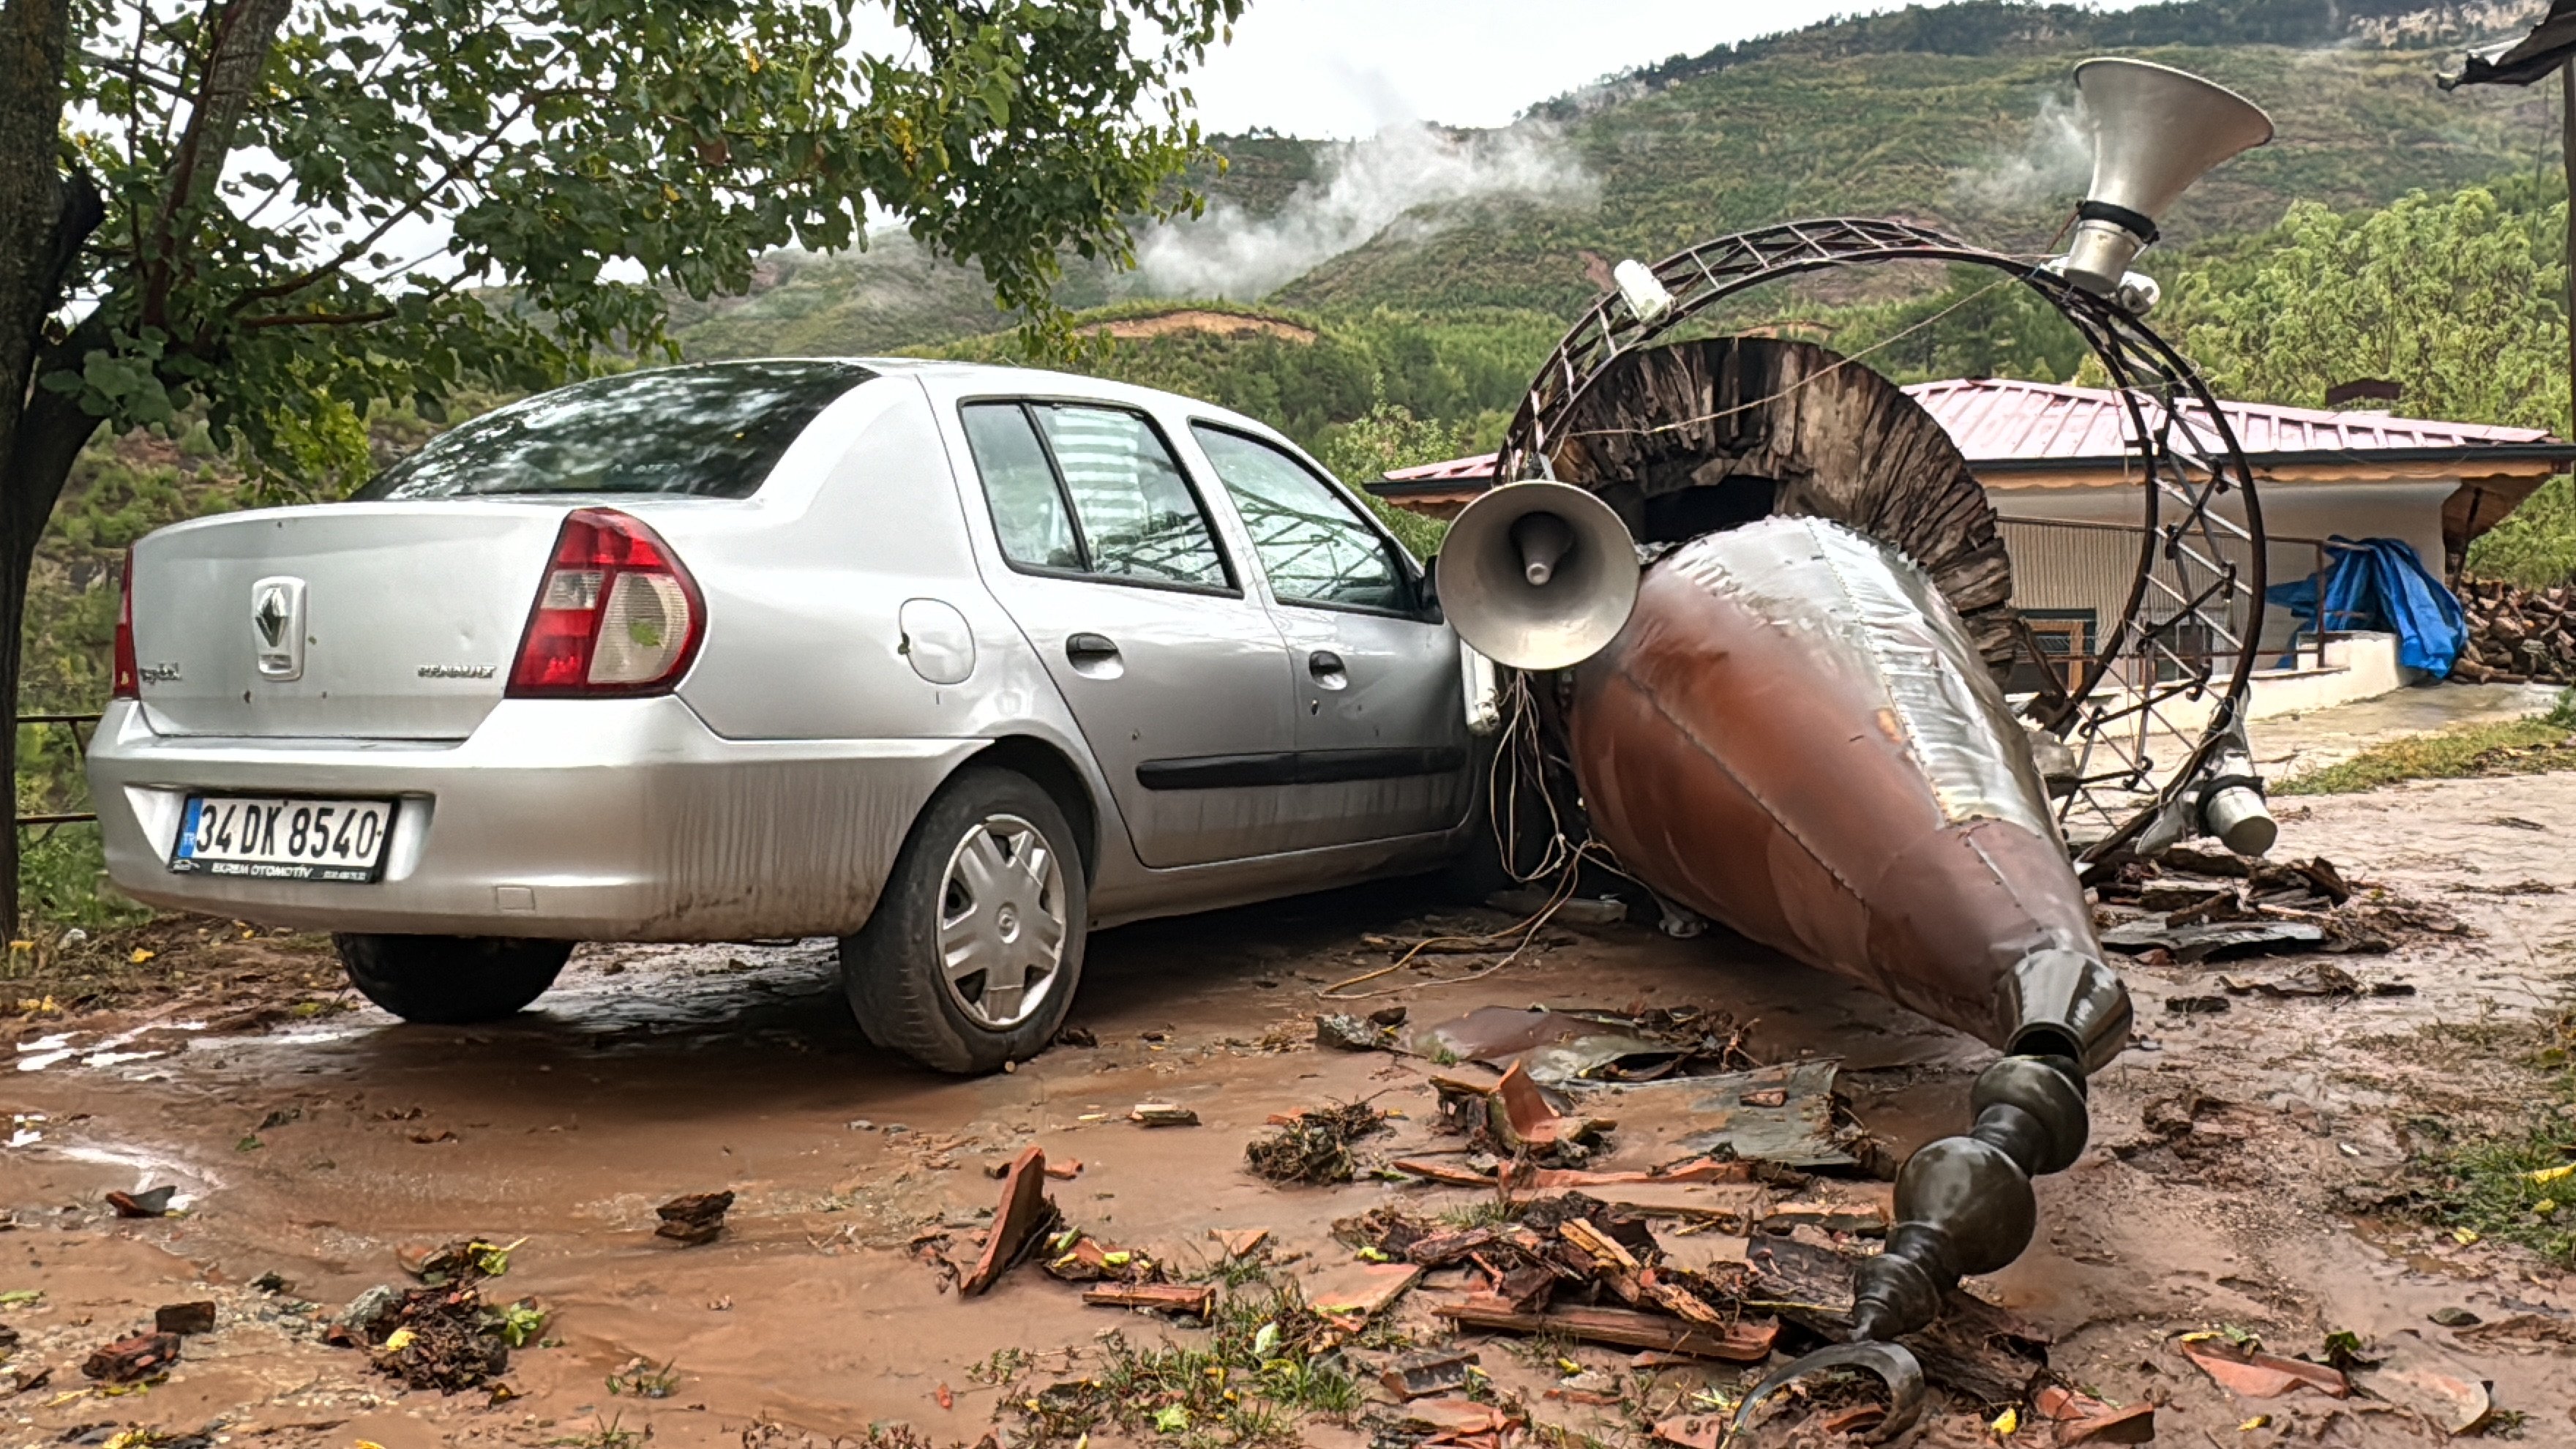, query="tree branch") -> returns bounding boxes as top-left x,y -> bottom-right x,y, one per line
141,0 -> 295,326
10,309 -> 112,547
238,306 -> 397,329
228,91 -> 542,312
